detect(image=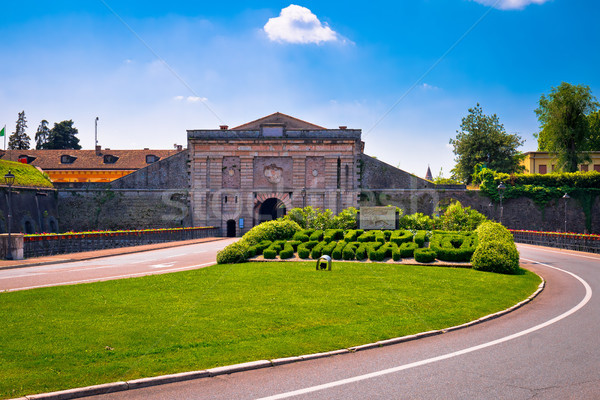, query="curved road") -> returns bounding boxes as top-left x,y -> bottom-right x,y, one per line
86,244 -> 599,399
